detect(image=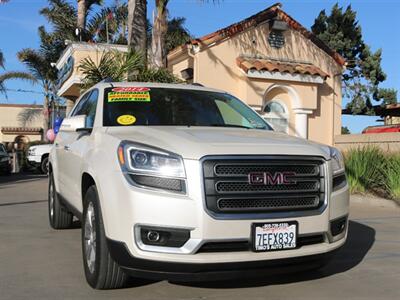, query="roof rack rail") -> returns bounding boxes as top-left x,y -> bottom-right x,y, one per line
191,83 -> 204,87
